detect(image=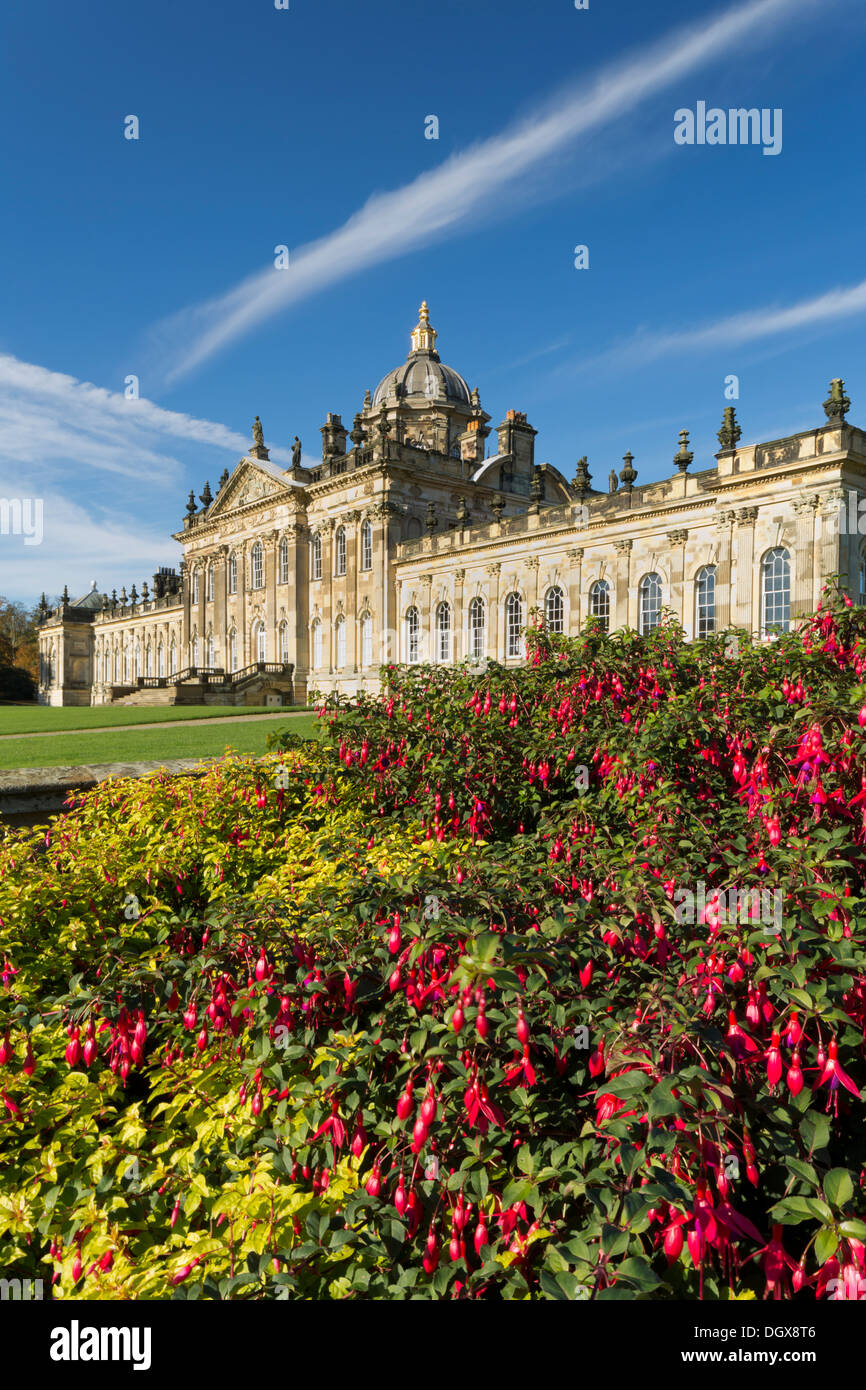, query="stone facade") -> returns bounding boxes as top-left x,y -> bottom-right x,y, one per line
36,308 -> 866,707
